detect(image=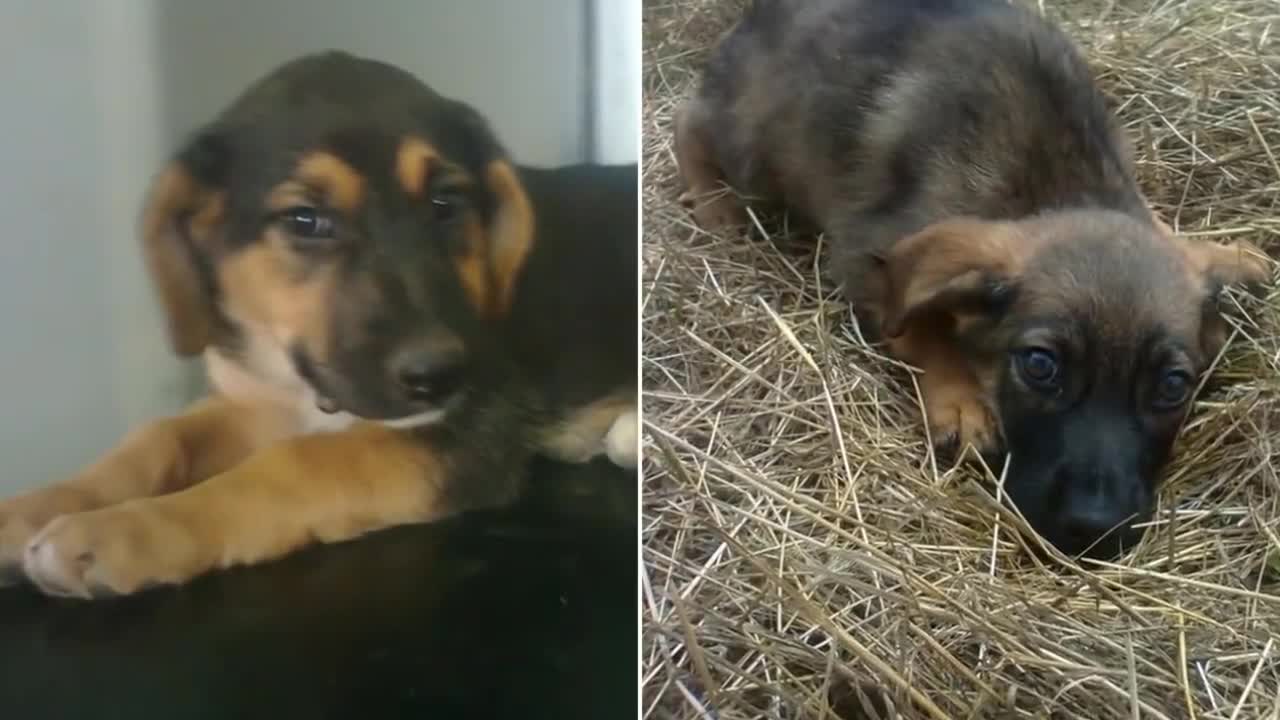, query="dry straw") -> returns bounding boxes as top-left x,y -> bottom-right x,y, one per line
641,1 -> 1280,718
